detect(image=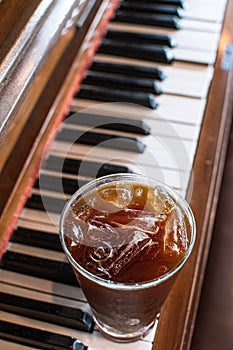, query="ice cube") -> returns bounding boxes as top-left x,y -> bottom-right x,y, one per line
93,207 -> 165,234
91,242 -> 113,262
85,260 -> 111,279
104,230 -> 152,276
135,187 -> 144,198
98,184 -> 133,209
148,186 -> 175,215
82,219 -> 118,247
109,214 -> 160,235
163,207 -> 188,256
